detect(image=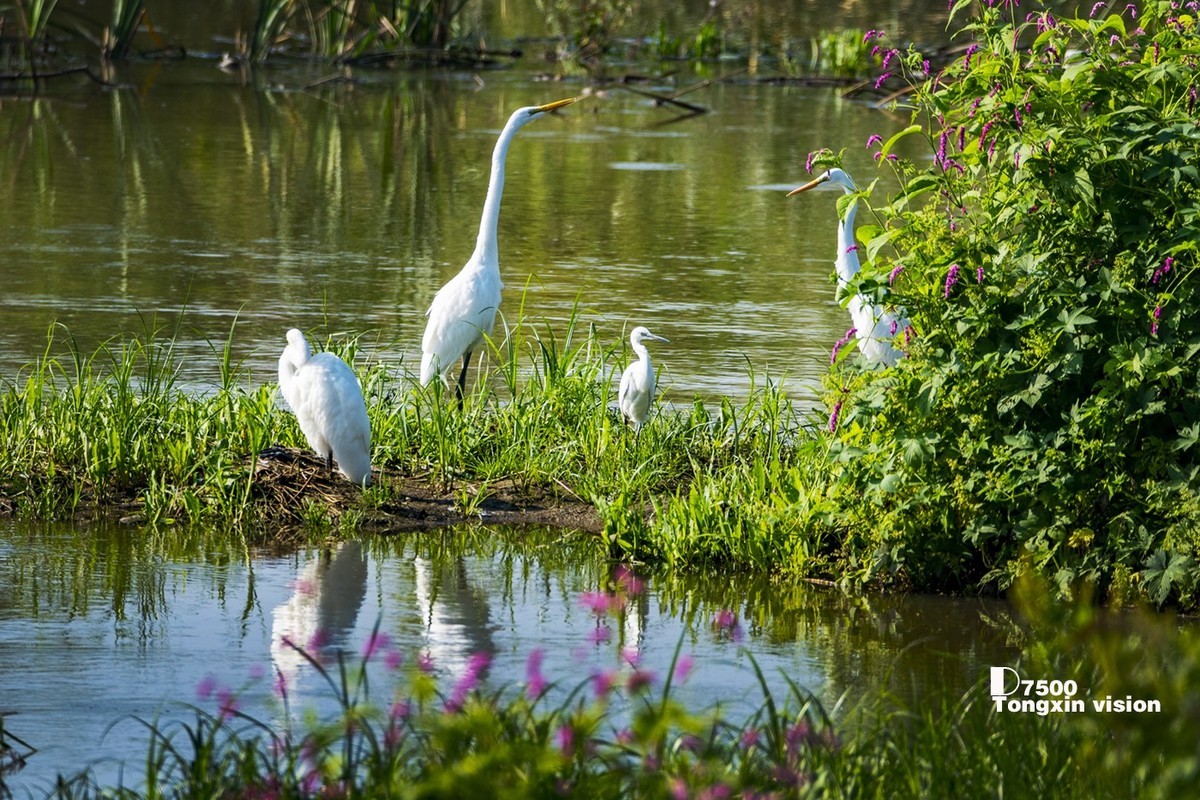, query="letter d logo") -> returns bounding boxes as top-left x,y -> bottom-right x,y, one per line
990,667 -> 1019,698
